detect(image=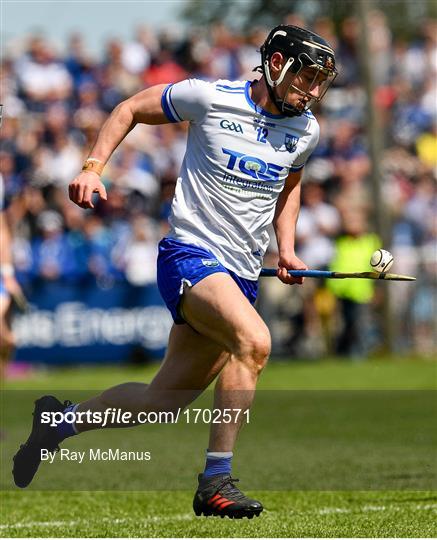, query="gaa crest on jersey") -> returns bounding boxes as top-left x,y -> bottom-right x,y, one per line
284,134 -> 299,153
220,119 -> 244,133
